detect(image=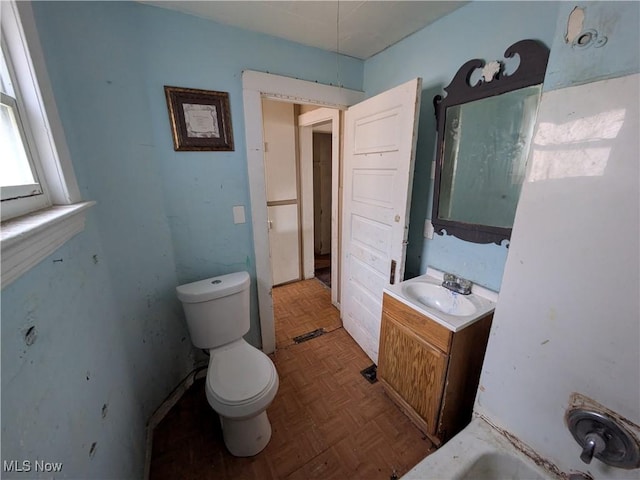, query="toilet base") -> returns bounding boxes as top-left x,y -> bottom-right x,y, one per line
220,411 -> 272,457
